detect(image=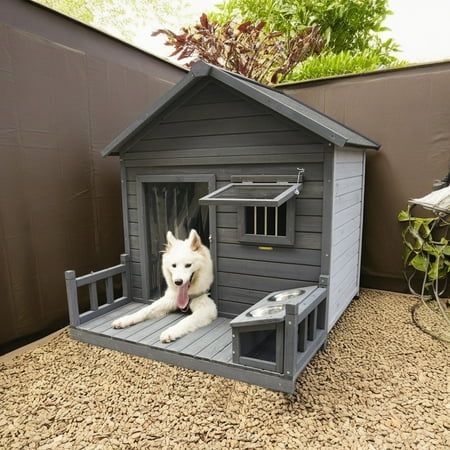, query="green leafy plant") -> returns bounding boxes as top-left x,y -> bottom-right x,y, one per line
37,0 -> 192,42
398,206 -> 450,329
284,50 -> 406,82
208,0 -> 401,81
210,0 -> 397,54
153,14 -> 324,84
